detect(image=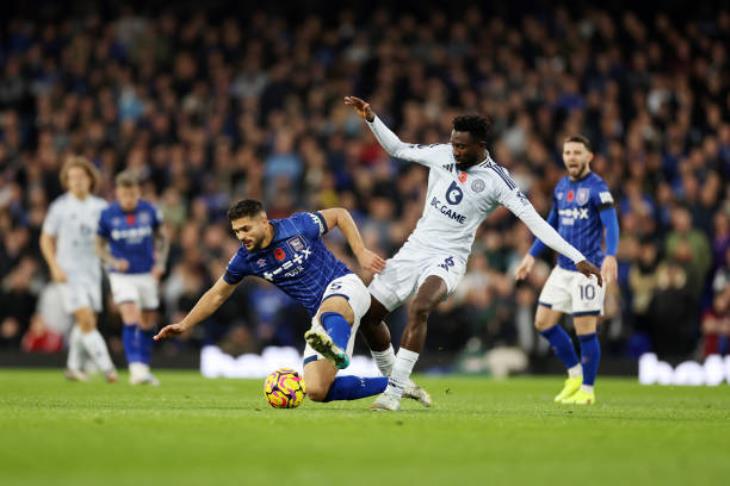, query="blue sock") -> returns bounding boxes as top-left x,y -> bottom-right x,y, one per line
578,333 -> 601,386
320,312 -> 351,351
540,325 -> 580,370
323,376 -> 388,402
718,336 -> 729,356
122,324 -> 140,364
138,328 -> 155,365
